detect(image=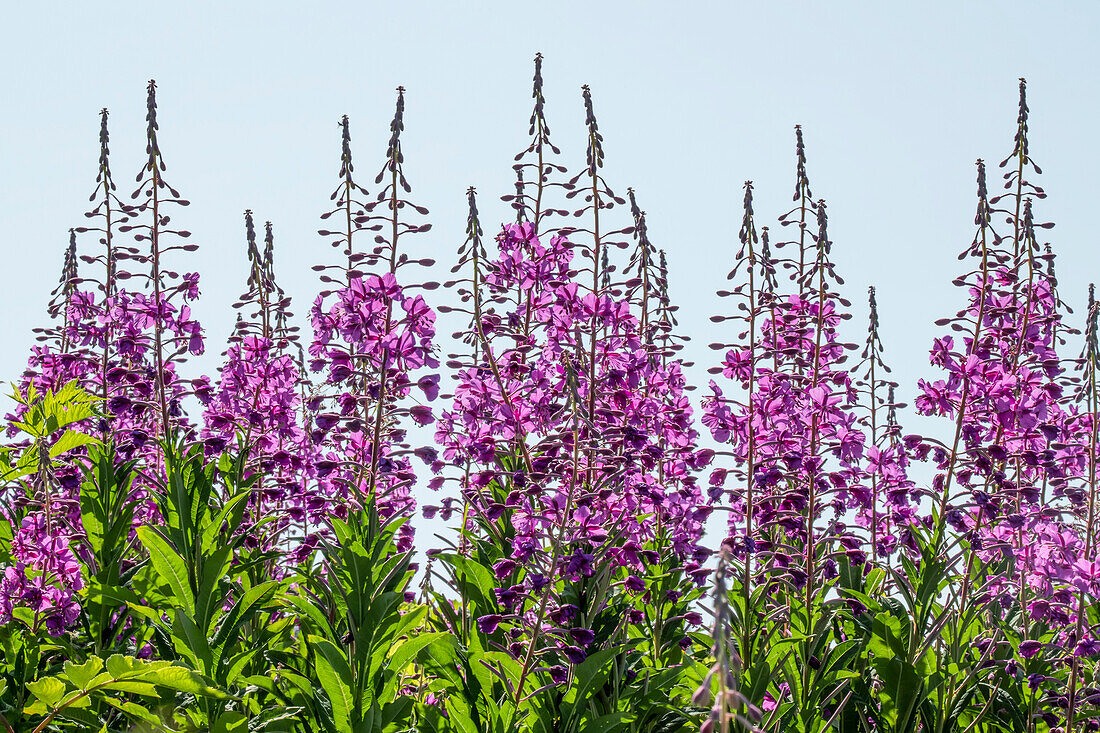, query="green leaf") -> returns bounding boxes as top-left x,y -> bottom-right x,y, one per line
138,665 -> 226,698
196,545 -> 235,631
98,680 -> 161,697
439,554 -> 499,610
172,612 -> 213,674
102,696 -> 162,727
580,712 -> 631,732
63,657 -> 105,691
125,601 -> 167,628
875,657 -> 922,730
93,655 -> 227,700
309,636 -> 355,730
247,706 -> 307,732
137,525 -> 196,616
200,491 -> 251,554
389,632 -> 452,674
27,677 -> 66,709
212,711 -> 249,733
49,429 -> 99,459
446,702 -> 481,733
381,697 -> 414,729
87,580 -> 145,608
283,591 -> 338,640
102,654 -> 167,678
381,633 -> 455,700
210,580 -> 279,661
222,647 -> 260,687
563,646 -> 620,724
